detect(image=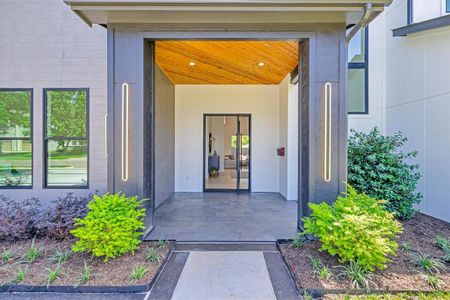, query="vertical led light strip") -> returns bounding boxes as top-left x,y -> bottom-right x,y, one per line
104,114 -> 108,157
323,82 -> 332,182
121,83 -> 129,182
